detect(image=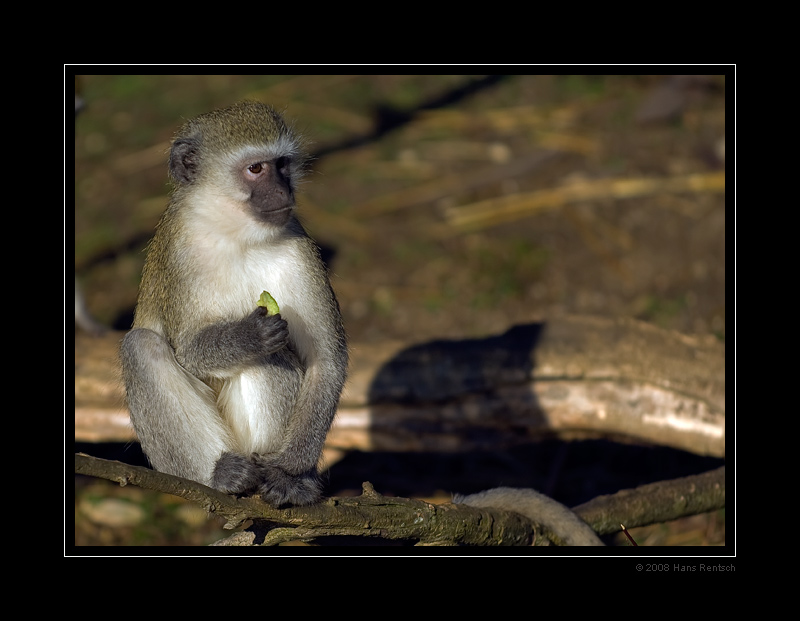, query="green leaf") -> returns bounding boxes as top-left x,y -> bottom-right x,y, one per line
257,291 -> 280,316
